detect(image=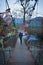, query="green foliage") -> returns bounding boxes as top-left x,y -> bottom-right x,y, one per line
27,27 -> 42,36
3,35 -> 17,48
